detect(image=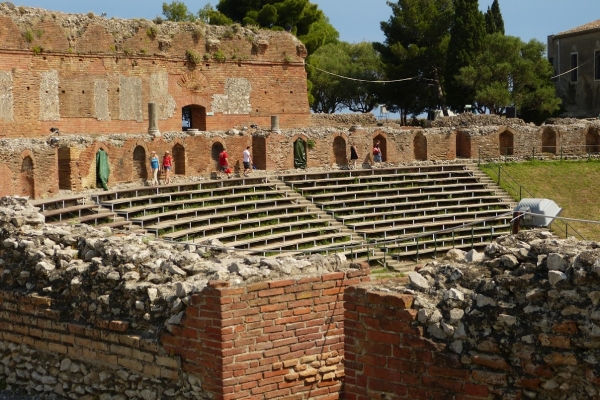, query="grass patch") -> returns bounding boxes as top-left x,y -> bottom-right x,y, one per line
480,160 -> 600,240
